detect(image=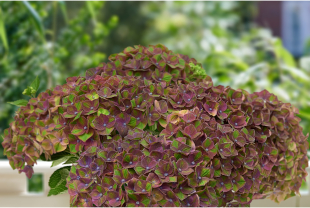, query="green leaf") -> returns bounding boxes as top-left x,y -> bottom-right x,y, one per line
63,156 -> 78,164
40,151 -> 71,161
48,180 -> 68,197
21,1 -> 45,42
30,76 -> 40,92
51,155 -> 72,167
8,99 -> 28,107
0,7 -> 9,52
48,166 -> 71,196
